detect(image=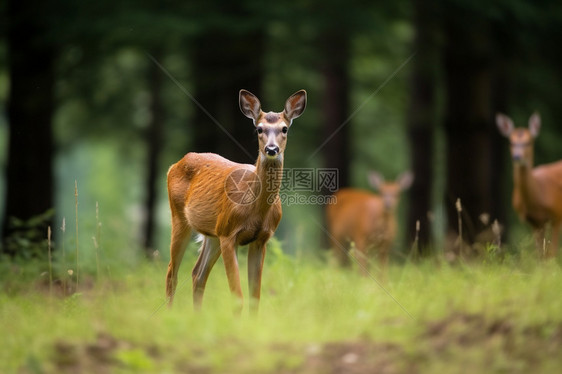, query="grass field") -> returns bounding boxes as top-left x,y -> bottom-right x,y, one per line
1,238 -> 562,373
